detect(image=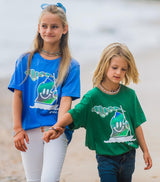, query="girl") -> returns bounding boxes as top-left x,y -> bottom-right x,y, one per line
8,3 -> 80,182
43,42 -> 152,182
